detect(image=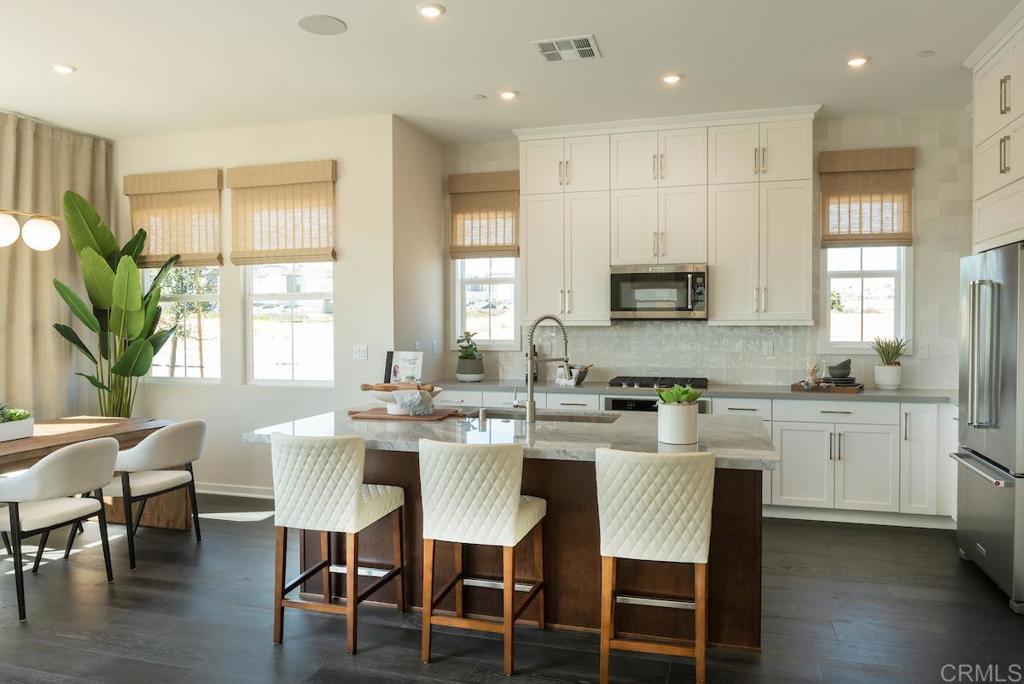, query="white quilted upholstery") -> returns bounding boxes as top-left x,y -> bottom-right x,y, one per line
0,497 -> 101,533
418,439 -> 546,547
595,448 -> 715,564
104,470 -> 192,498
271,434 -> 403,533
